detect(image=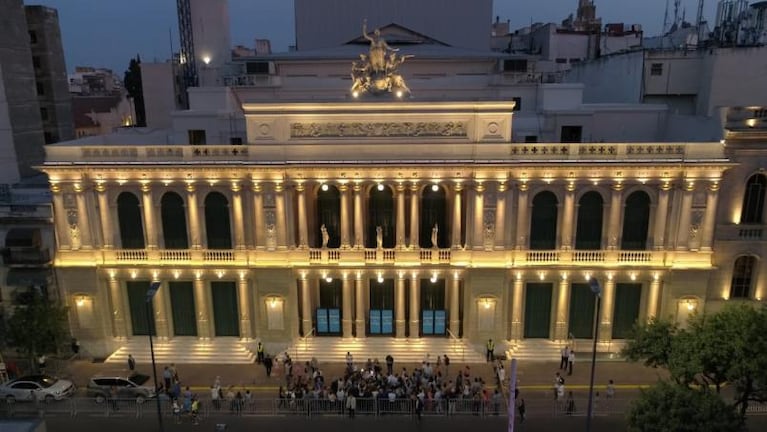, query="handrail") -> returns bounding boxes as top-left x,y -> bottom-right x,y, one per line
446,328 -> 464,363
296,327 -> 316,359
